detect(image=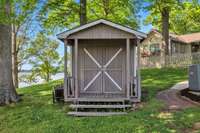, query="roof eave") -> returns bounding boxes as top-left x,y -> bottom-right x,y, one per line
57,19 -> 147,40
